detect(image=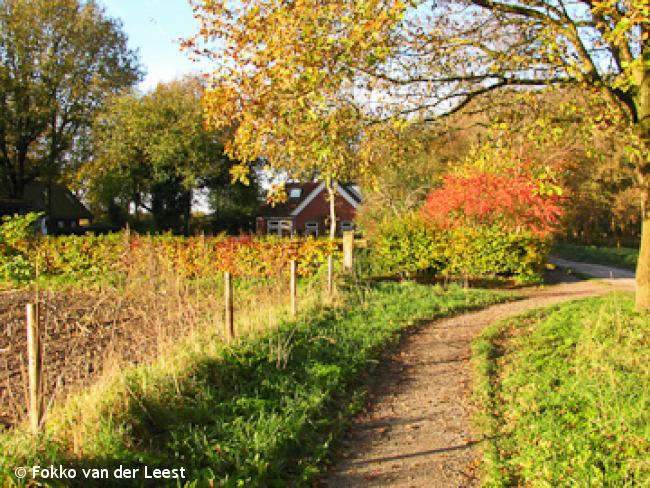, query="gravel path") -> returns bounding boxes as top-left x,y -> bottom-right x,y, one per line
322,272 -> 631,487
